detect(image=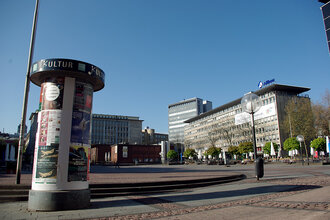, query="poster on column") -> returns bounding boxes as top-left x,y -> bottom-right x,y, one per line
39,110 -> 61,146
34,78 -> 63,184
71,82 -> 93,144
69,81 -> 93,181
35,144 -> 59,181
39,78 -> 64,111
34,109 -> 61,183
68,145 -> 88,181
